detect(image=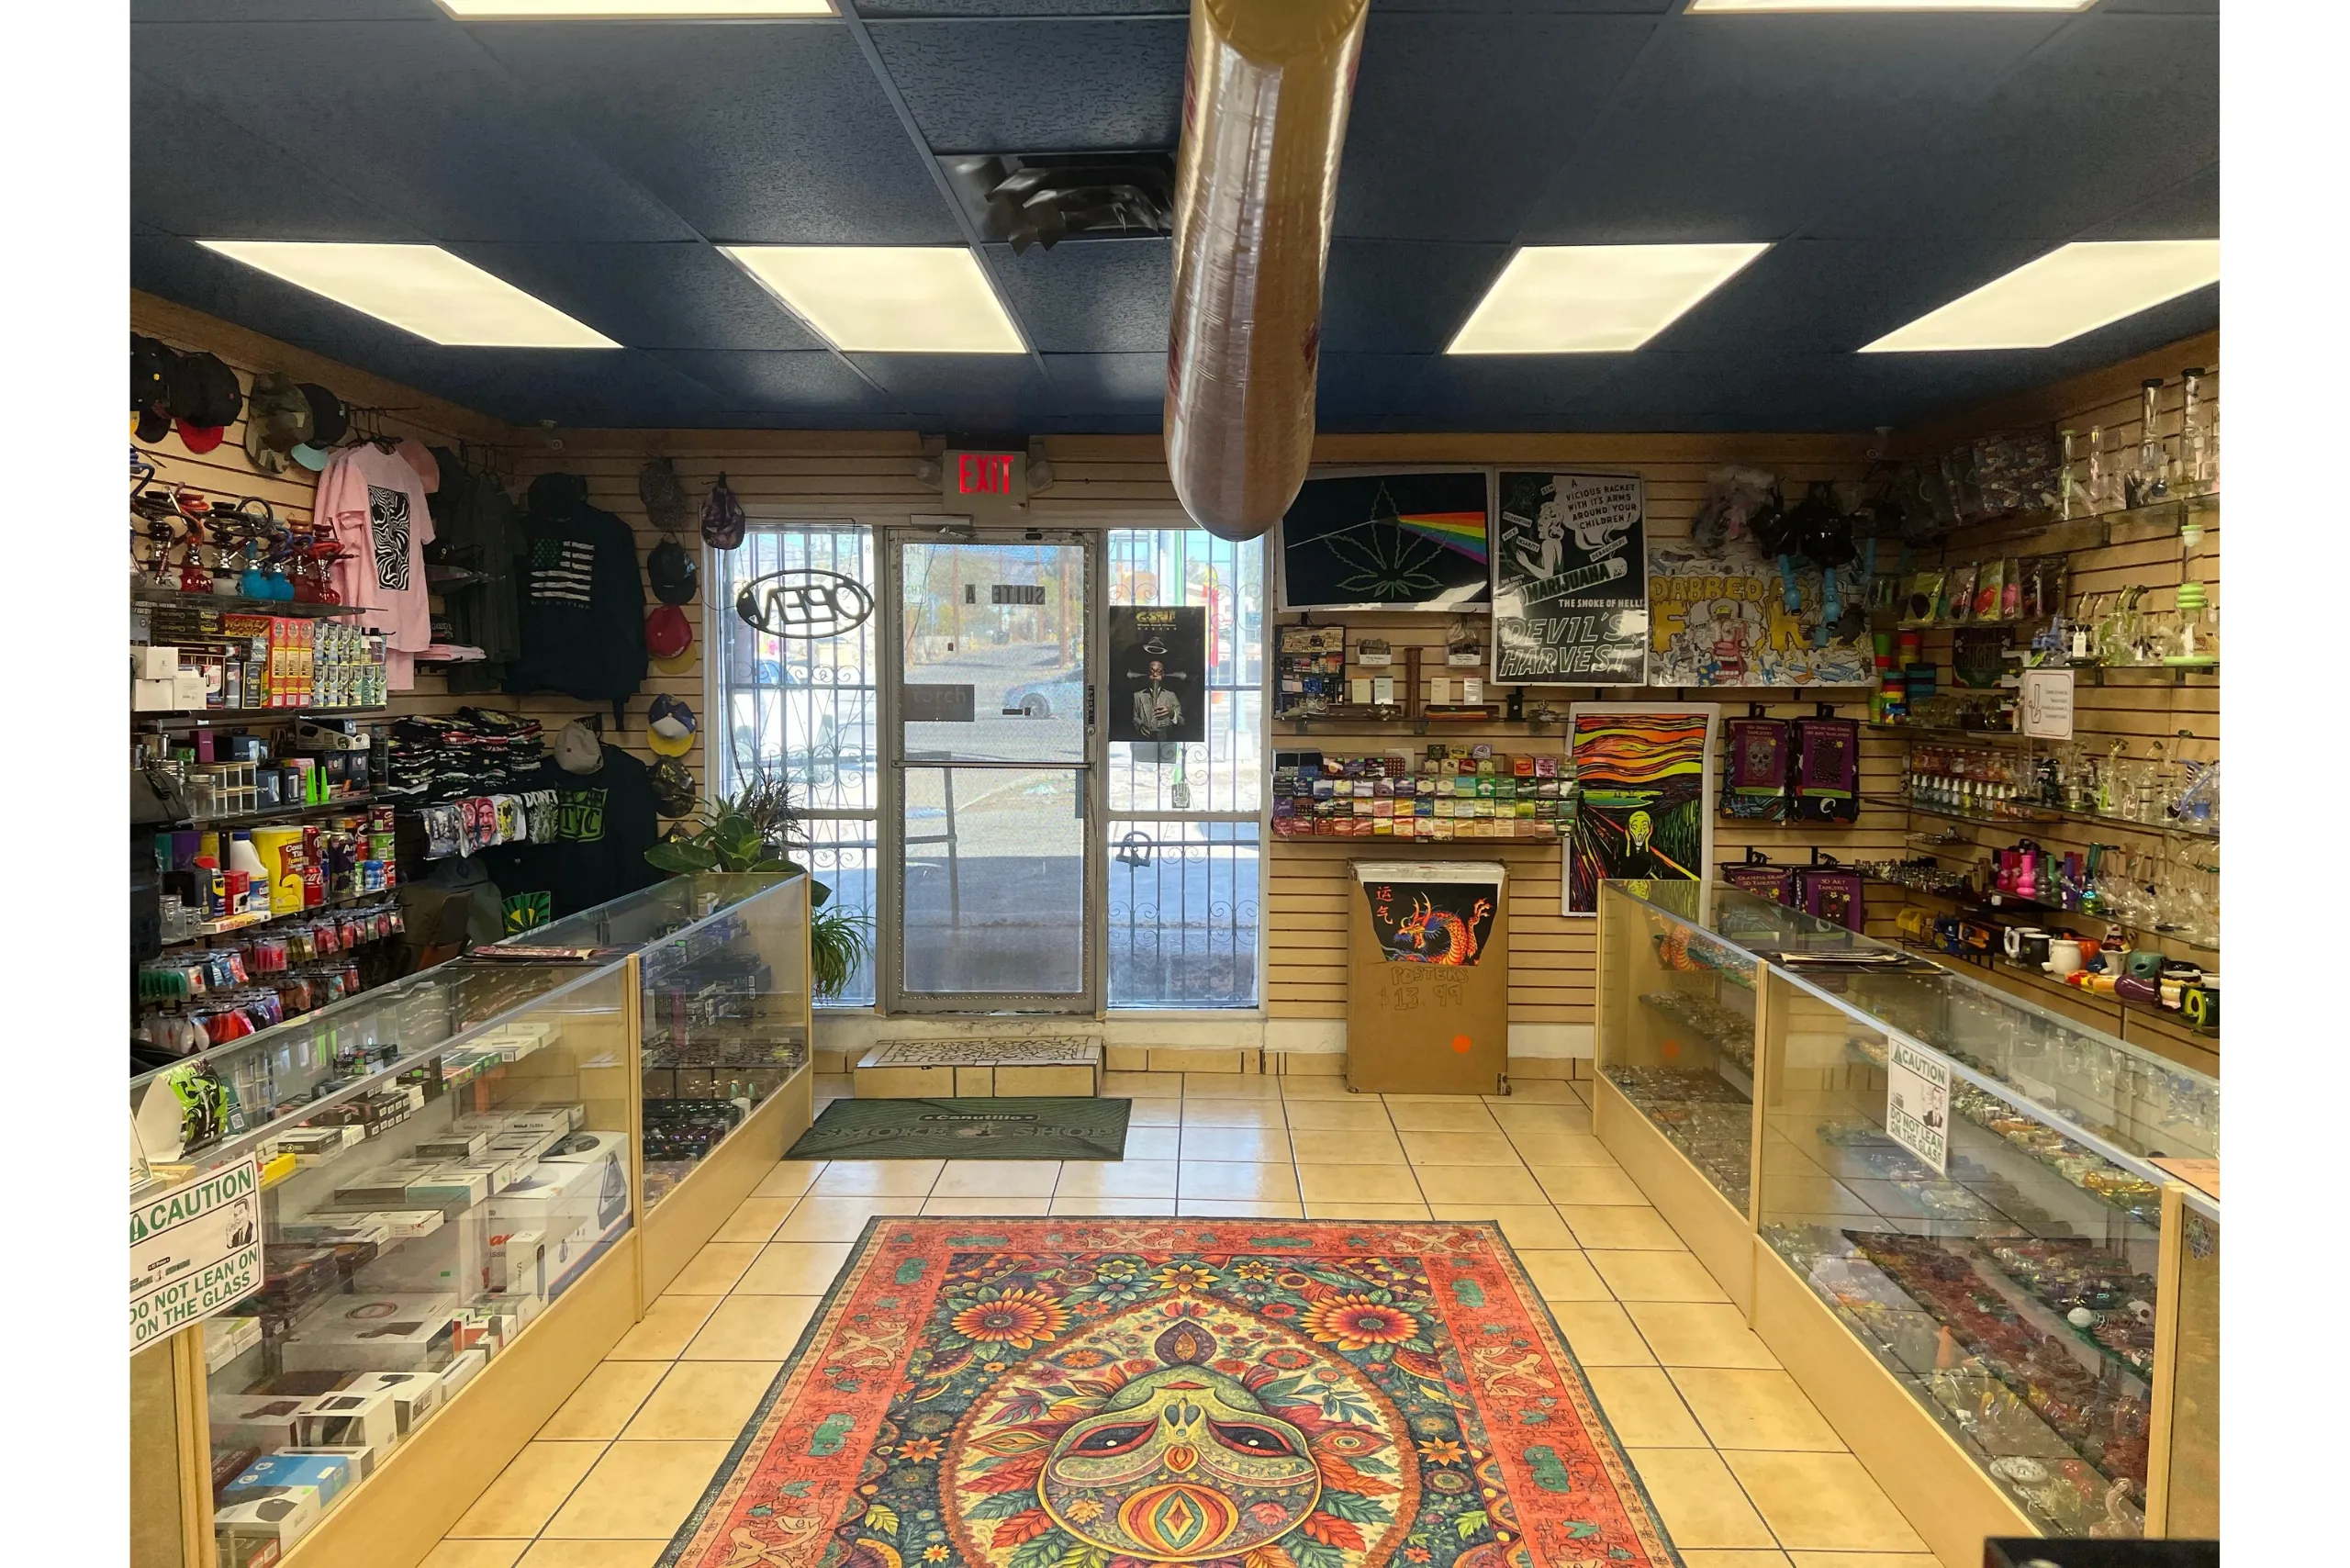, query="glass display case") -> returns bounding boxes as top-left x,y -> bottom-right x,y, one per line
1595,879 -> 2221,1543
487,872 -> 812,1209
130,958 -> 634,1568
